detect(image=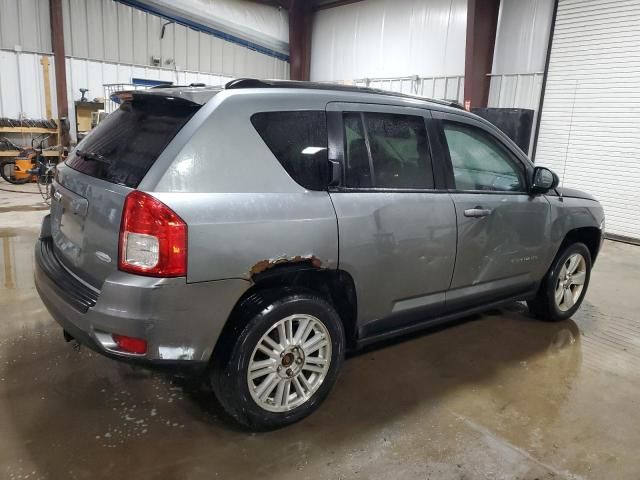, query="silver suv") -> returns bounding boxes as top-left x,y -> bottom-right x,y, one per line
35,79 -> 605,429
